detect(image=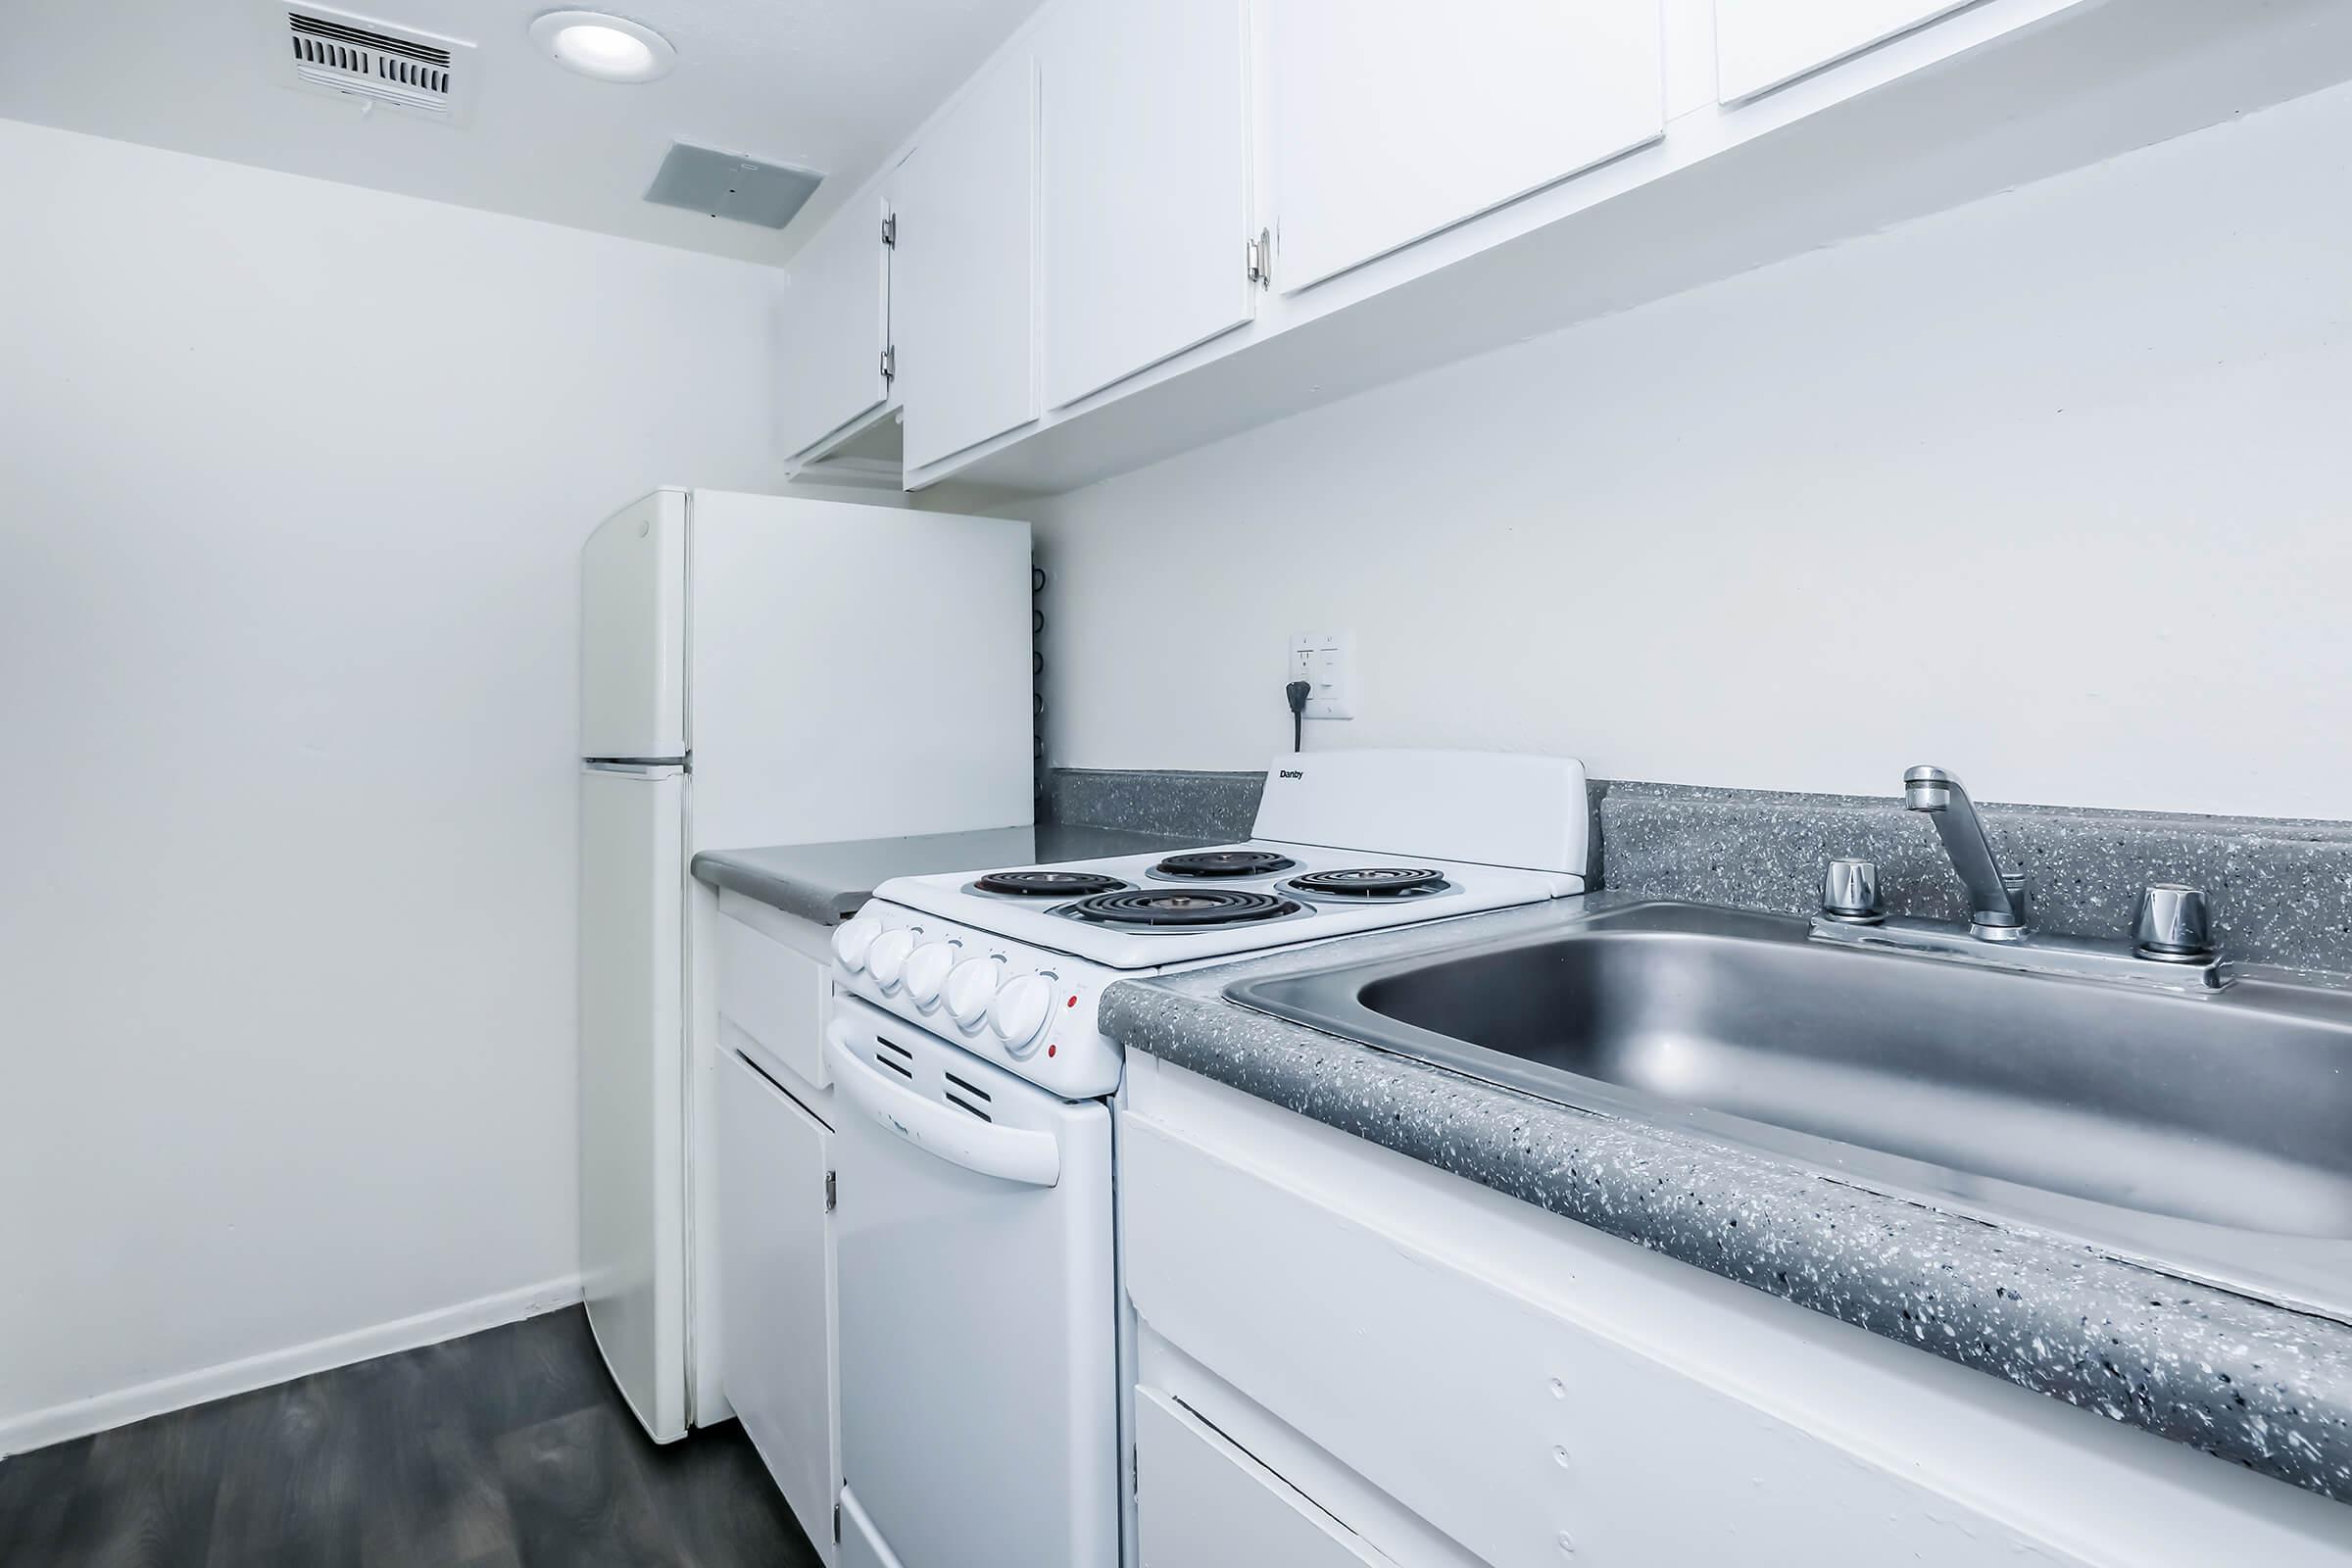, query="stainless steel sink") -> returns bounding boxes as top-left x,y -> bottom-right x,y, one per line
1227,900 -> 2352,1319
